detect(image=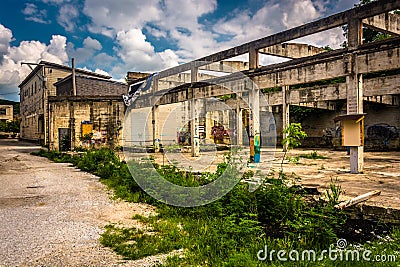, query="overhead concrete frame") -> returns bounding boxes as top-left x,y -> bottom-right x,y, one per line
130,0 -> 400,173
